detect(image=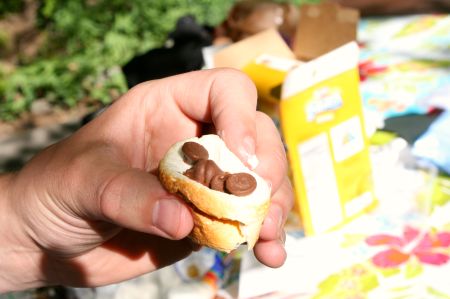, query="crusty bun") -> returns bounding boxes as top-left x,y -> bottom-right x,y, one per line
159,134 -> 271,253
